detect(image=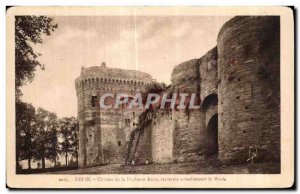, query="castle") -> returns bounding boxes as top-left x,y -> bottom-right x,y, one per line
75,16 -> 280,168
